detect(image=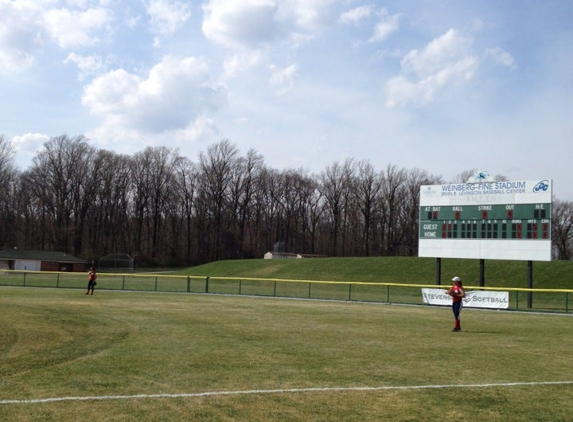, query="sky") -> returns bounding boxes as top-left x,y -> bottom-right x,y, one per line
1,0 -> 572,200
